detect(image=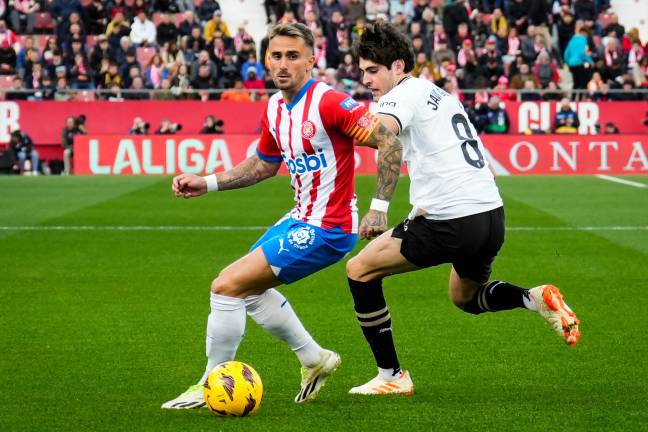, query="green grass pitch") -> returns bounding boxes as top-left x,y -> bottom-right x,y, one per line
1,175 -> 647,432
